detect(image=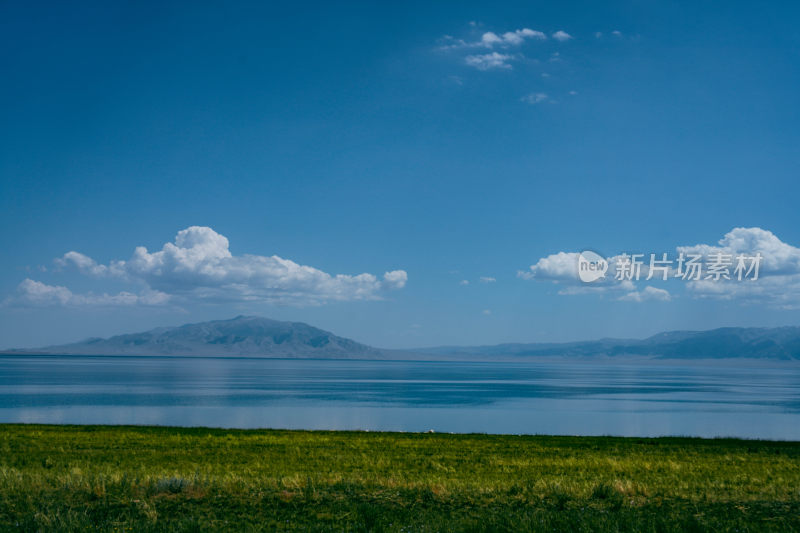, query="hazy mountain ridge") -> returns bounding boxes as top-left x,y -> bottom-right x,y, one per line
422,326 -> 800,360
7,316 -> 388,358
3,317 -> 800,360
